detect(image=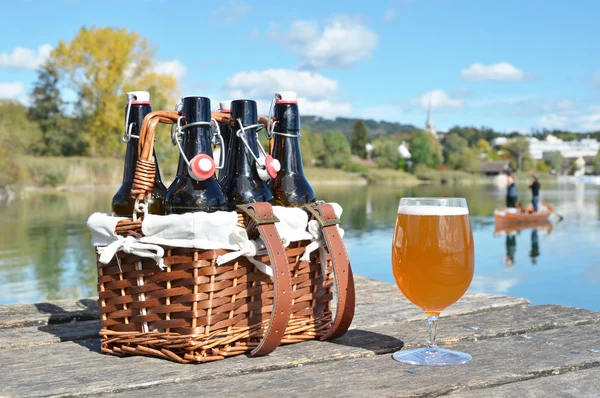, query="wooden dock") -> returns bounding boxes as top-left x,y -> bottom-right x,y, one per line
1,275 -> 599,397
